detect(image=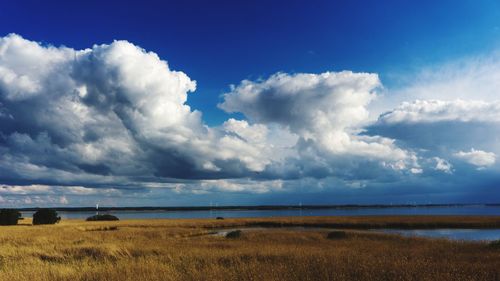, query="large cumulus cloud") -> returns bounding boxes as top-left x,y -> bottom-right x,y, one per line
220,72 -> 418,177
0,34 -> 418,195
5,33 -> 498,206
0,33 -> 279,189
